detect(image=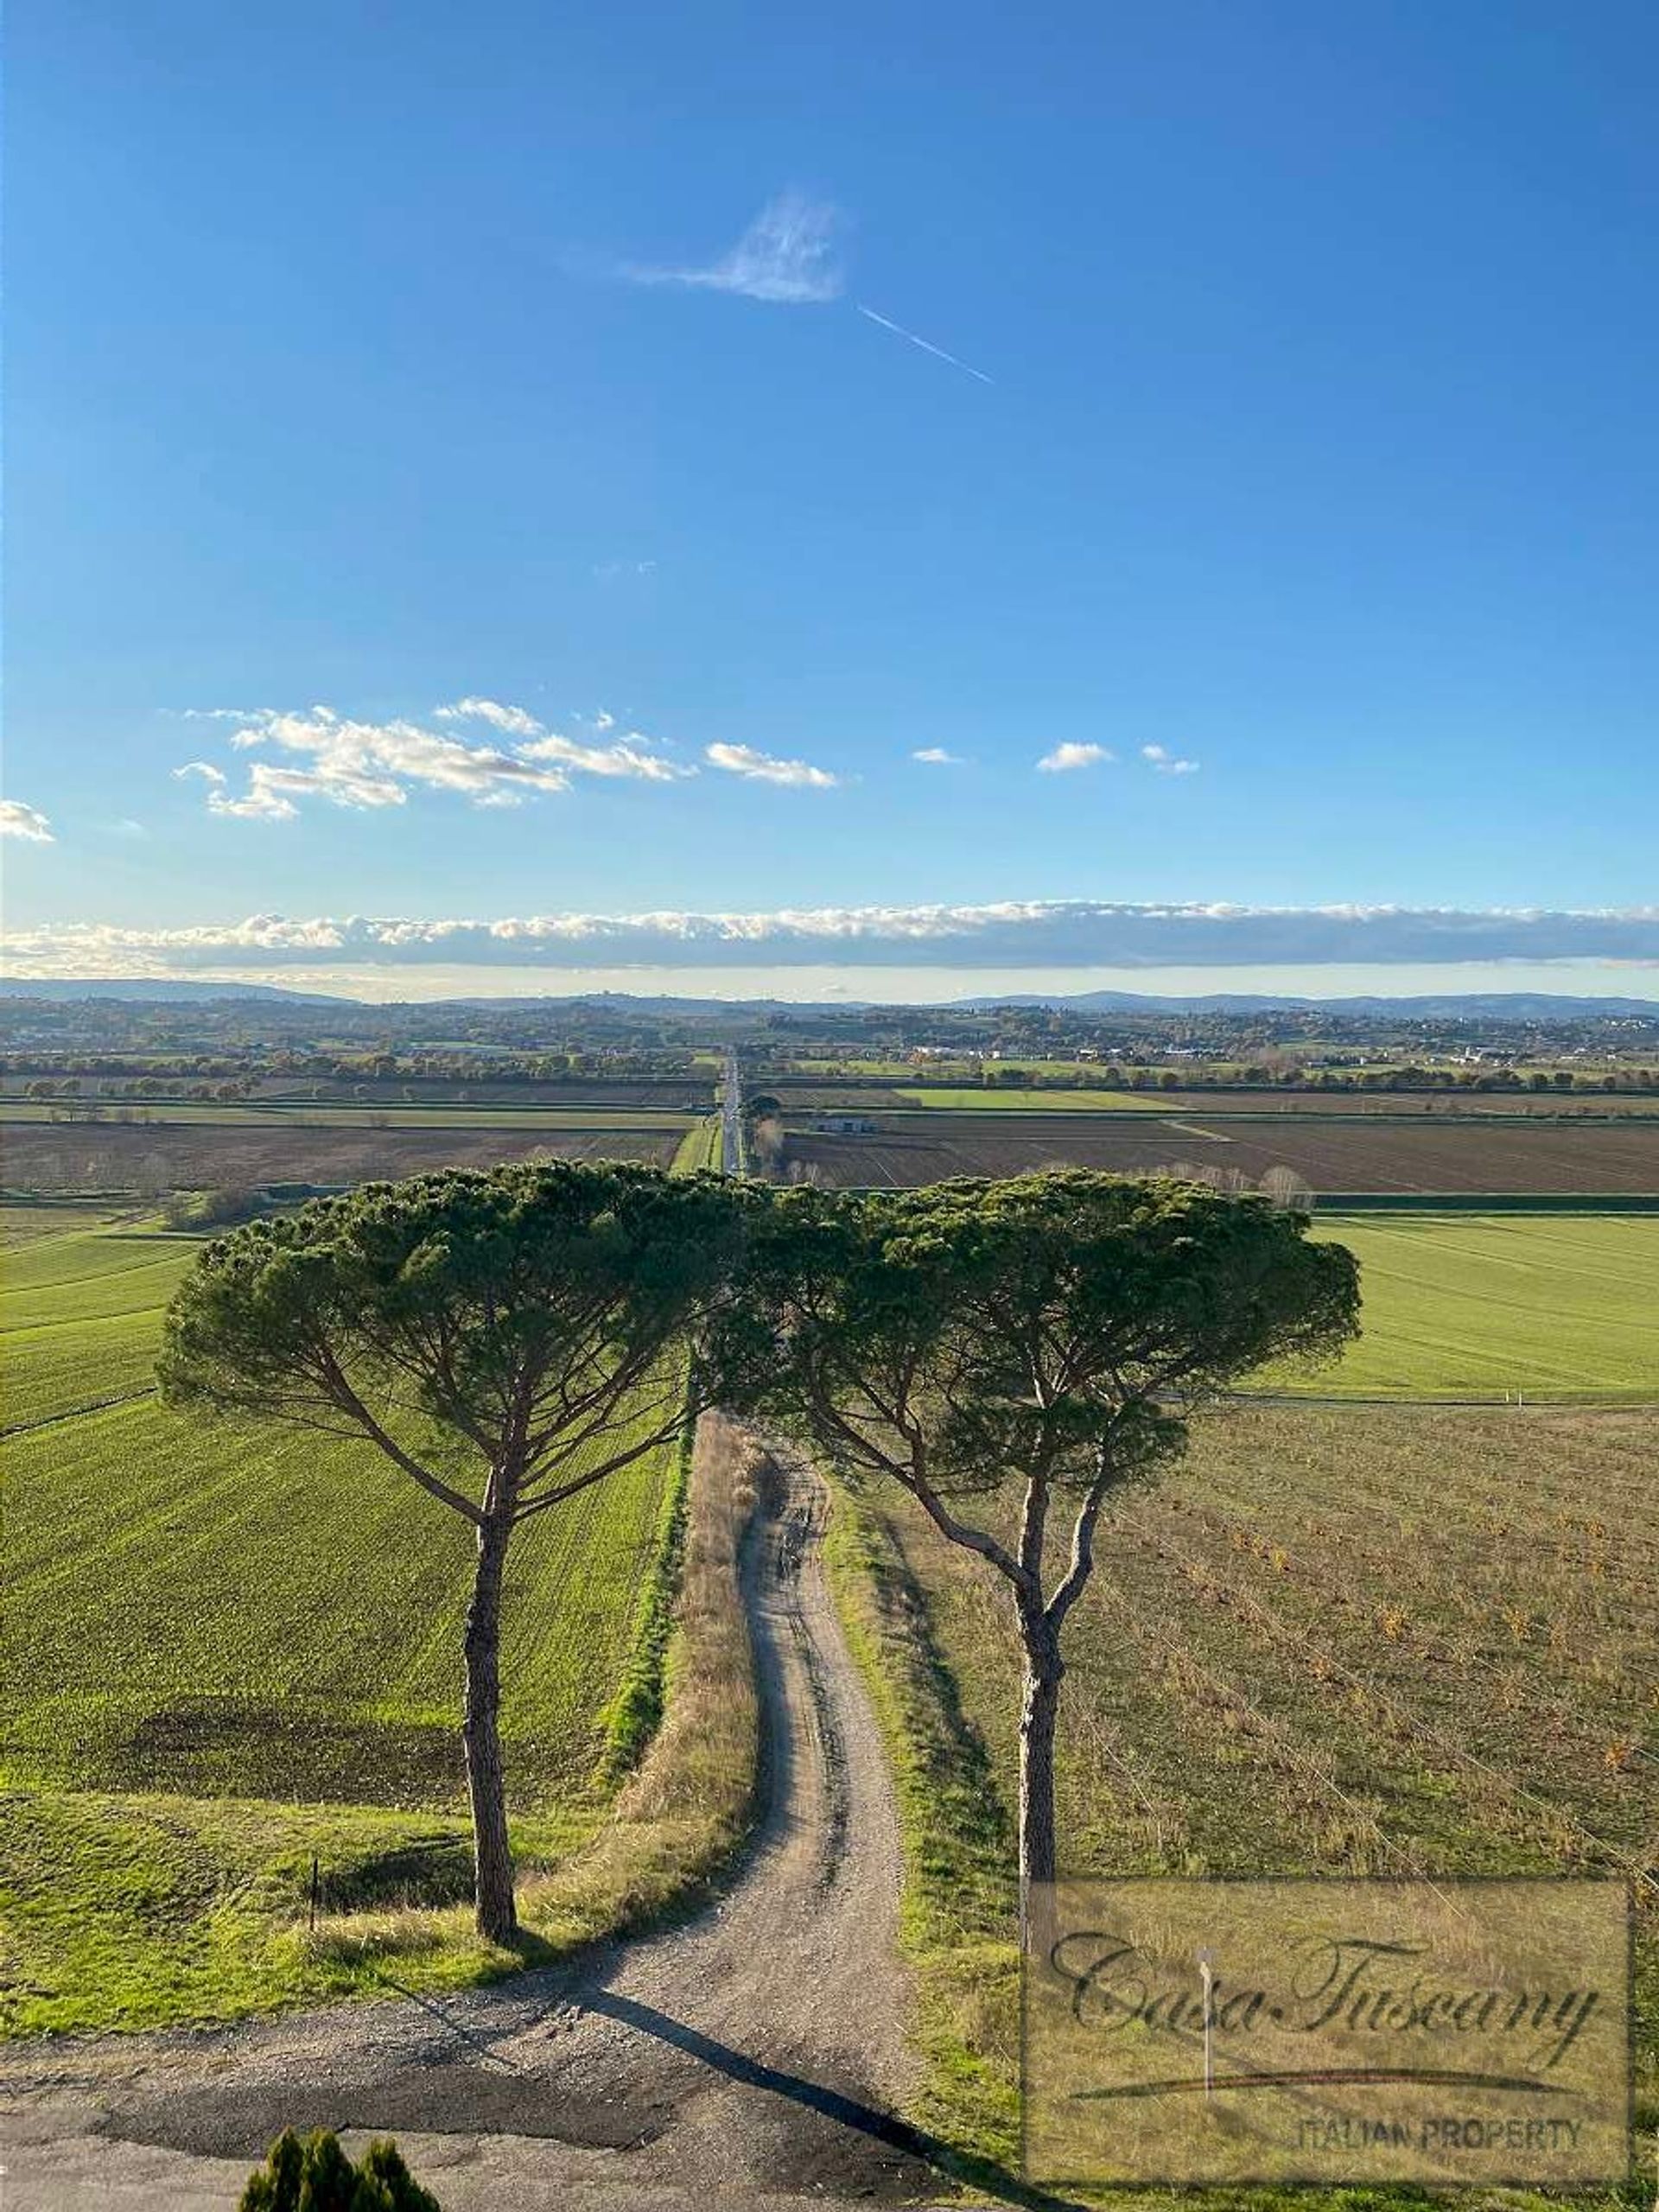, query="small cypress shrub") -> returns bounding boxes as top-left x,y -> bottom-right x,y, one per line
237,2129 -> 442,2212
359,2139 -> 442,2212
